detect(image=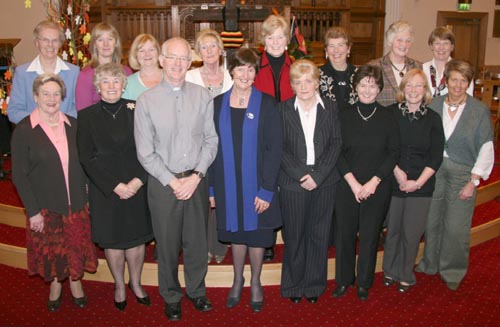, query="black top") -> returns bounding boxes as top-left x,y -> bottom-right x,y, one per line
319,62 -> 357,107
77,98 -> 153,249
267,52 -> 286,101
388,103 -> 445,197
337,101 -> 400,183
